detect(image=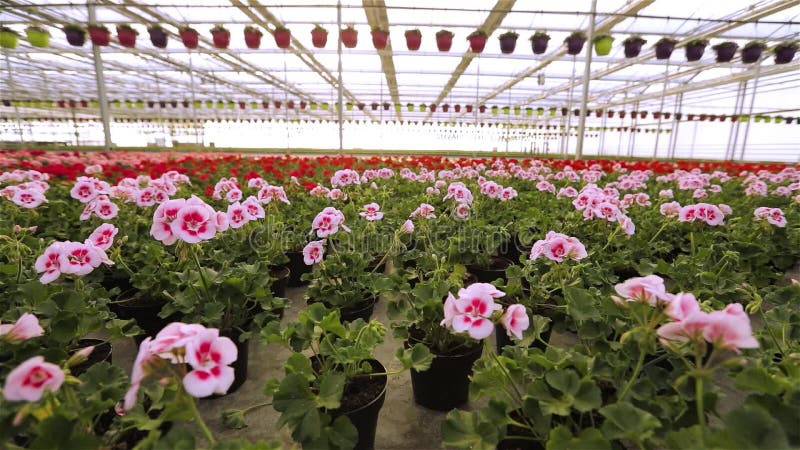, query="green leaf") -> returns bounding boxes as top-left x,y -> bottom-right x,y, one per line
326,415 -> 359,450
573,380 -> 602,412
153,426 -> 196,450
441,409 -> 499,450
599,402 -> 661,444
546,370 -> 580,395
29,416 -> 100,450
272,373 -> 317,432
319,309 -> 348,338
316,373 -> 345,410
723,402 -> 789,449
547,426 -> 610,450
222,409 -> 249,430
564,286 -> 601,322
734,367 -> 783,395
284,353 -> 314,380
395,343 -> 433,372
